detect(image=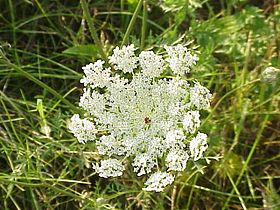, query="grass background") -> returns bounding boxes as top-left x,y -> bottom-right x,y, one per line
0,0 -> 279,209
